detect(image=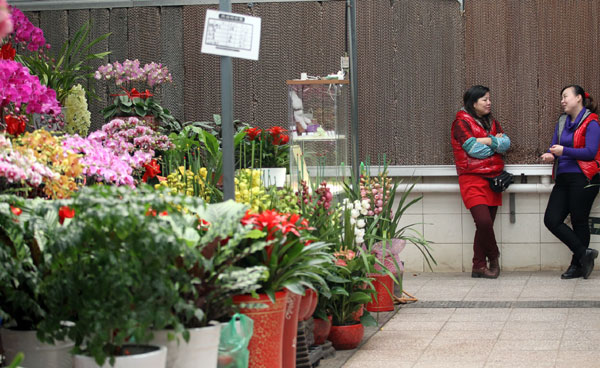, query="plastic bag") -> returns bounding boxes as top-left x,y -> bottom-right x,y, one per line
218,313 -> 254,368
